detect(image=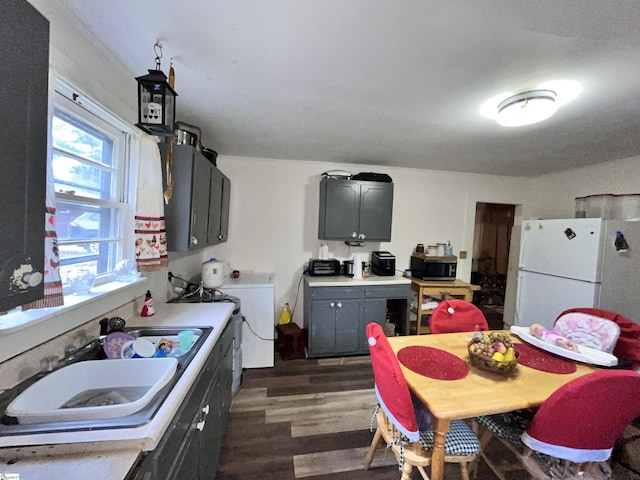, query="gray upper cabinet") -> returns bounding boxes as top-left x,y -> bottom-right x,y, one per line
161,144 -> 230,251
0,0 -> 49,311
318,178 -> 393,242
